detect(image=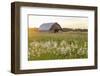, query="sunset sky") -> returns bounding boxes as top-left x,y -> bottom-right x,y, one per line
29,15 -> 88,29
